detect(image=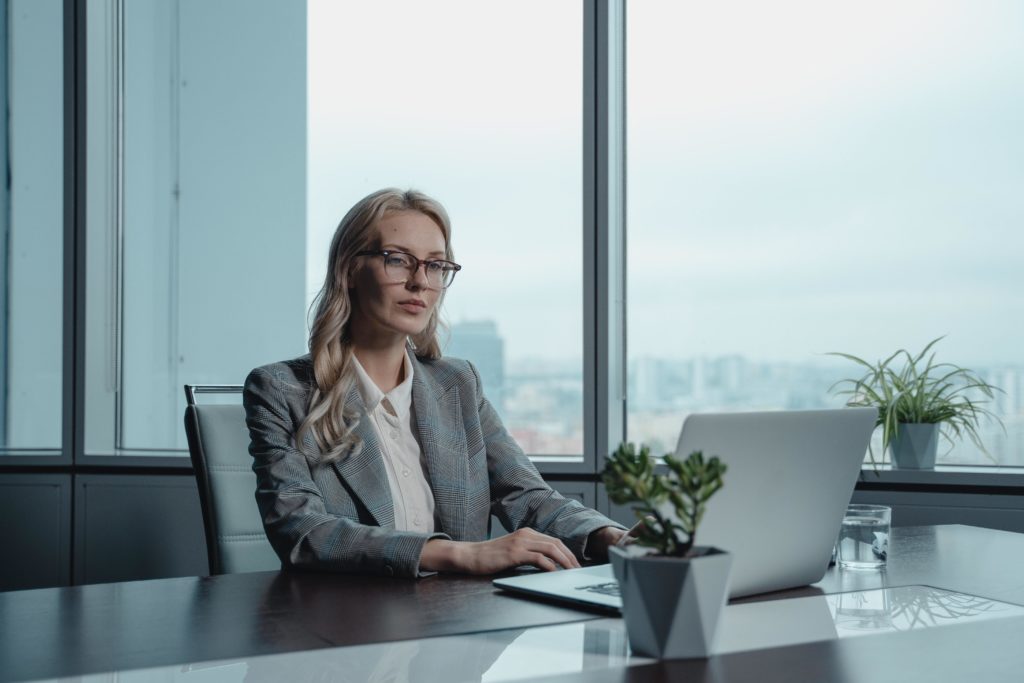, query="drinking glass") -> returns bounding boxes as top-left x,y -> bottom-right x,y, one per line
838,504 -> 891,570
